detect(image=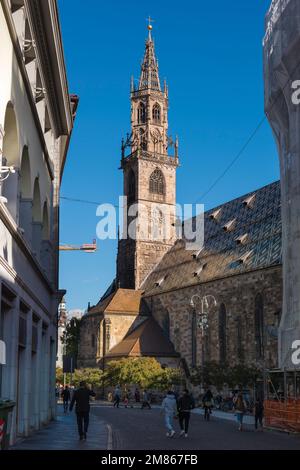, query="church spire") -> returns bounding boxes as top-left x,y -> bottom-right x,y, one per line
138,19 -> 161,91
